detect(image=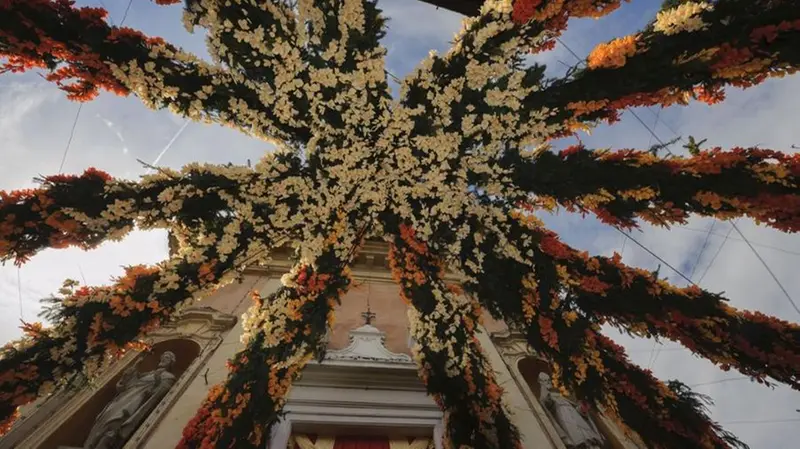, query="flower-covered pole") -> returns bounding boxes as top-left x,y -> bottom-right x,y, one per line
0,154 -> 308,264
495,145 -> 800,232
0,0 -> 311,144
512,221 -> 800,389
178,223 -> 361,449
404,0 -> 800,170
533,0 -> 800,129
415,189 -> 800,389
0,215 -> 259,430
443,213 -> 748,449
388,224 -> 521,449
176,0 -> 393,155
